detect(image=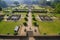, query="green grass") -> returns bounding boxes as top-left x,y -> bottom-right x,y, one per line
54,14 -> 60,17
38,19 -> 60,35
33,5 -> 45,9
0,11 -> 27,34
33,13 -> 60,35
0,17 -> 26,34
0,21 -> 20,34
